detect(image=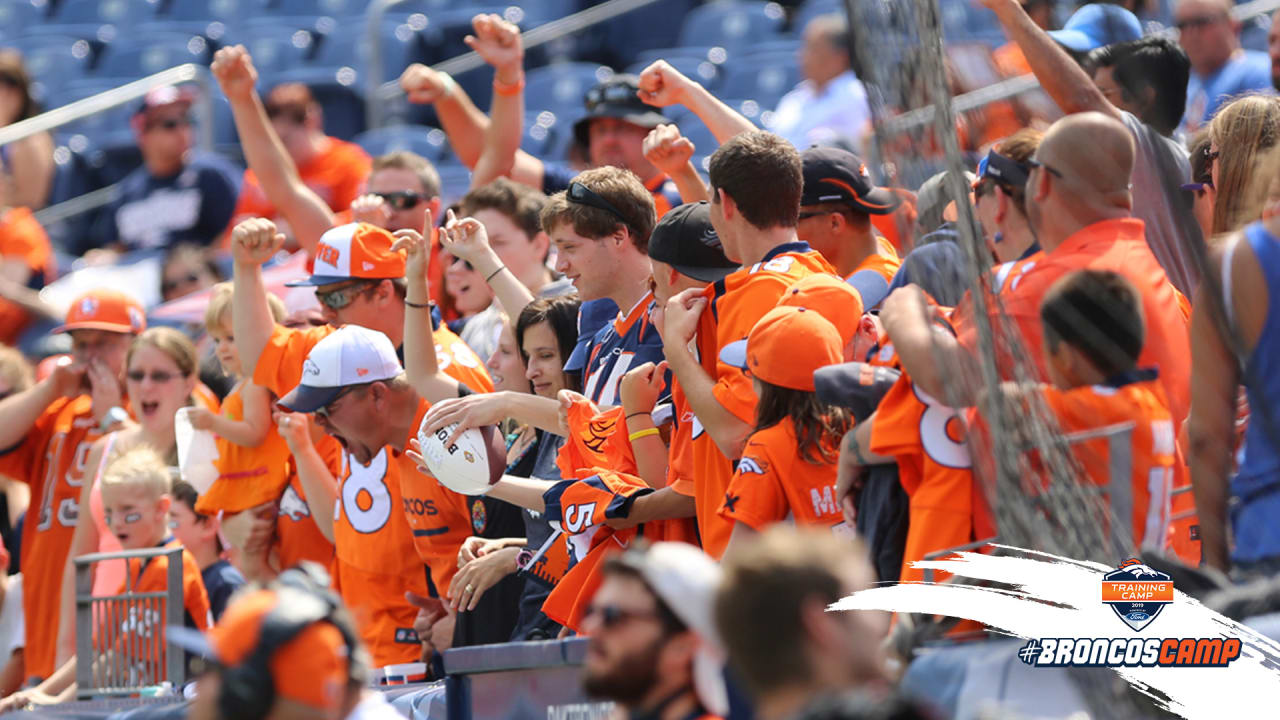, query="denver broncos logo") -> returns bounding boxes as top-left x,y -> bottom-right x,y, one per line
581,416 -> 617,454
